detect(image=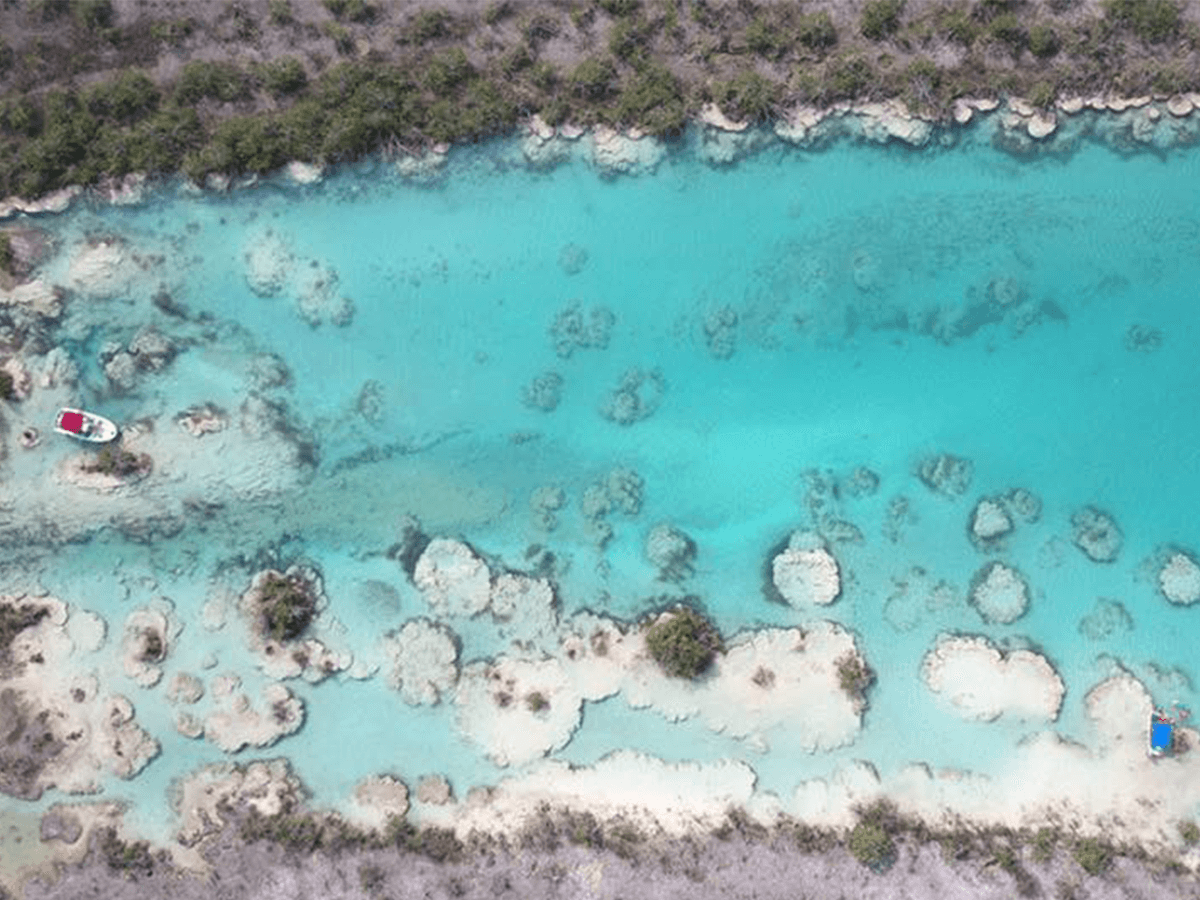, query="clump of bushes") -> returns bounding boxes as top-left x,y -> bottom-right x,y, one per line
1032,826 -> 1058,862
96,826 -> 154,878
713,71 -> 780,123
1071,836 -> 1112,876
1028,23 -> 1060,58
1104,0 -> 1181,43
835,652 -> 875,703
644,603 -> 724,679
259,57 -> 308,97
797,11 -> 838,51
860,0 -> 904,40
173,60 -> 252,105
0,370 -> 13,401
847,803 -> 899,872
1179,819 -> 1200,845
257,571 -> 318,643
84,445 -> 150,479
